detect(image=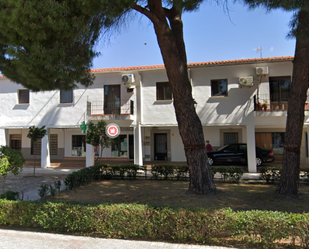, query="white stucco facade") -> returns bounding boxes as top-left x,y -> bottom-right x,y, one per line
1,56 -> 308,172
